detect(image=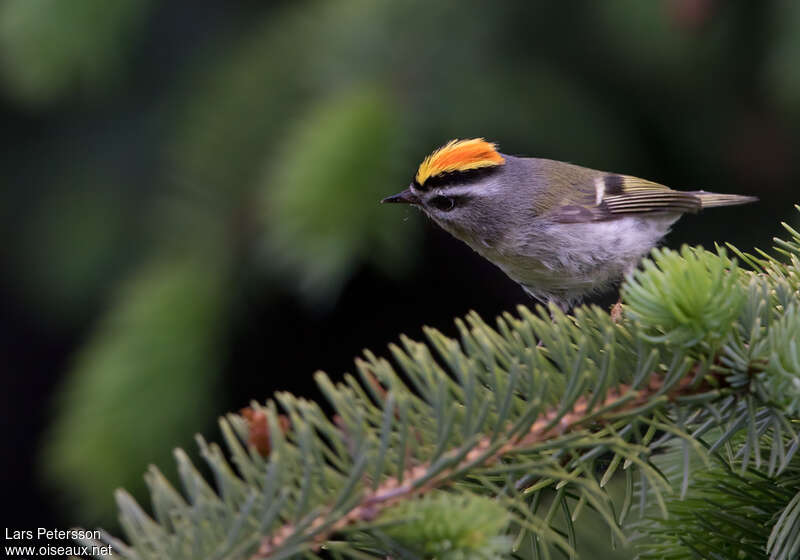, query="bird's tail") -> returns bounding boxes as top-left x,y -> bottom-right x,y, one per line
691,191 -> 759,209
